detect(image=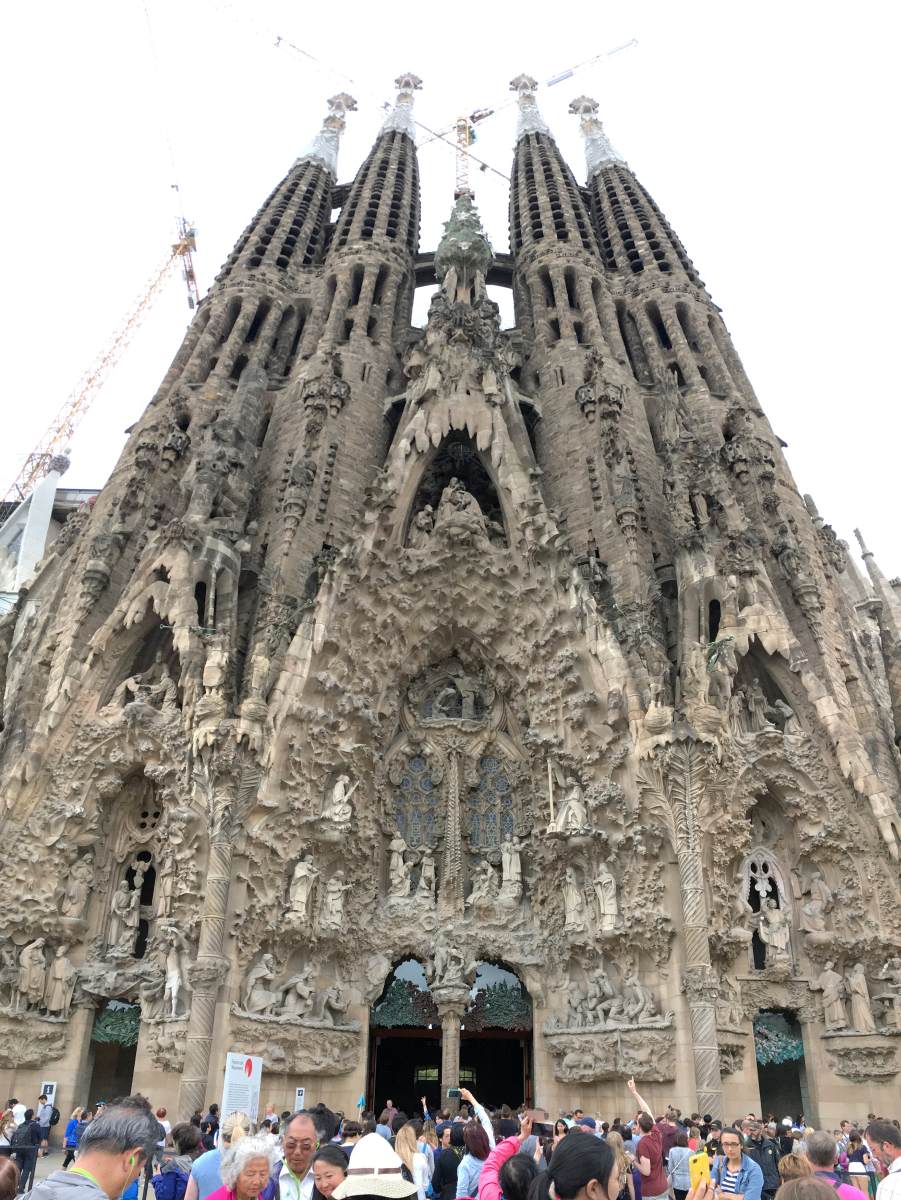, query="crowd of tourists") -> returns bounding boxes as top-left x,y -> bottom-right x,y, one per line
1,1083 -> 900,1200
